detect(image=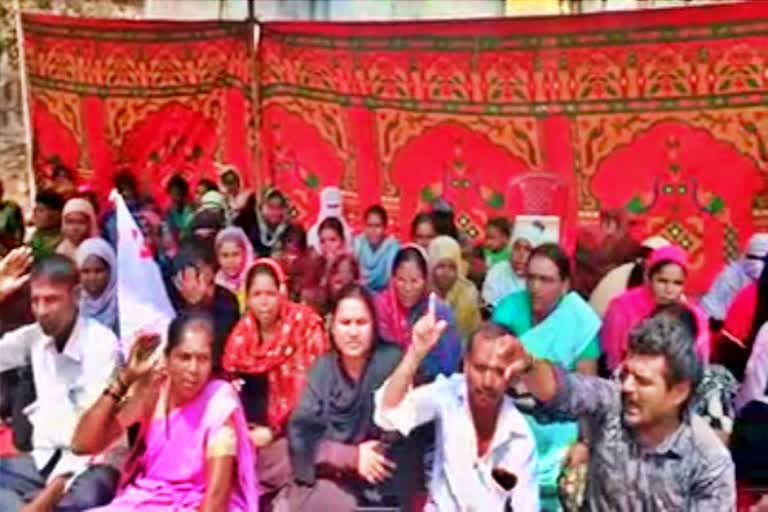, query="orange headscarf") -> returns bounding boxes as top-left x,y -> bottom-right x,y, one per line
222,258 -> 329,431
